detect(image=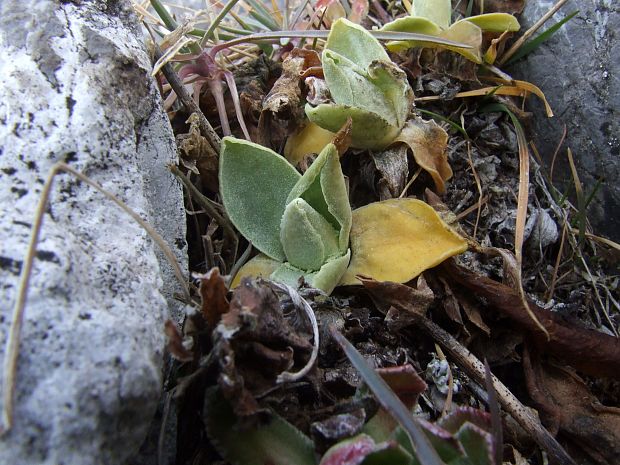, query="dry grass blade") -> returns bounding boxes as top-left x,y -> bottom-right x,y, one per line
1,162 -> 190,436
146,24 -> 222,152
483,78 -> 554,117
210,29 -> 474,56
566,148 -> 585,243
481,104 -> 529,267
546,222 -> 568,302
269,282 -> 319,384
465,141 -> 483,239
573,230 -> 620,252
416,85 -> 551,115
484,359 -> 503,465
